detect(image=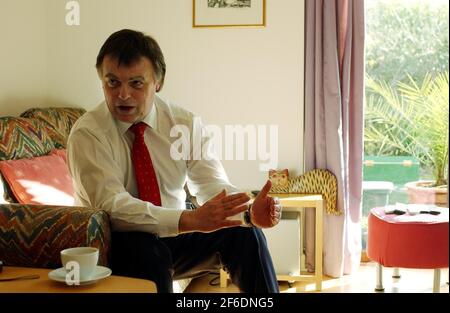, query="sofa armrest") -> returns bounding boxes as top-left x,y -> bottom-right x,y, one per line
0,204 -> 110,269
